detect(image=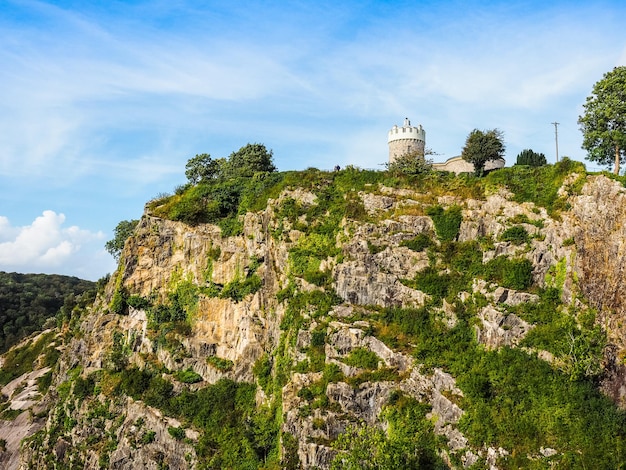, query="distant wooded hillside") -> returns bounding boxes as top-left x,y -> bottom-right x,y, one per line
0,272 -> 96,353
